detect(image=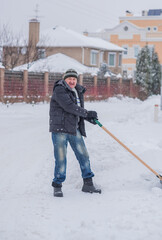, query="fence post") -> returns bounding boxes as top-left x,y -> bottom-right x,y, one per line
0,67 -> 5,102
44,71 -> 49,101
119,77 -> 122,94
107,76 -> 111,97
117,74 -> 122,94
79,74 -> 83,85
94,75 -> 98,97
130,78 -> 133,97
23,70 -> 28,102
